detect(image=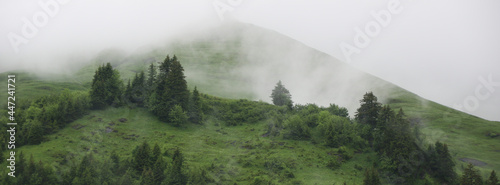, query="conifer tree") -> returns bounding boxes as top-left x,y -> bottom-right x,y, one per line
140,167 -> 154,185
164,56 -> 189,112
189,86 -> 203,124
167,148 -> 187,185
355,92 -> 381,127
146,62 -> 157,94
133,141 -> 152,172
431,141 -> 457,183
158,55 -> 172,85
373,105 -> 395,152
90,63 -> 122,109
151,143 -> 161,164
270,80 -> 293,108
117,168 -> 135,185
152,55 -> 189,121
461,163 -> 483,185
124,79 -> 132,103
486,170 -> 499,185
130,71 -> 146,106
152,156 -> 166,185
